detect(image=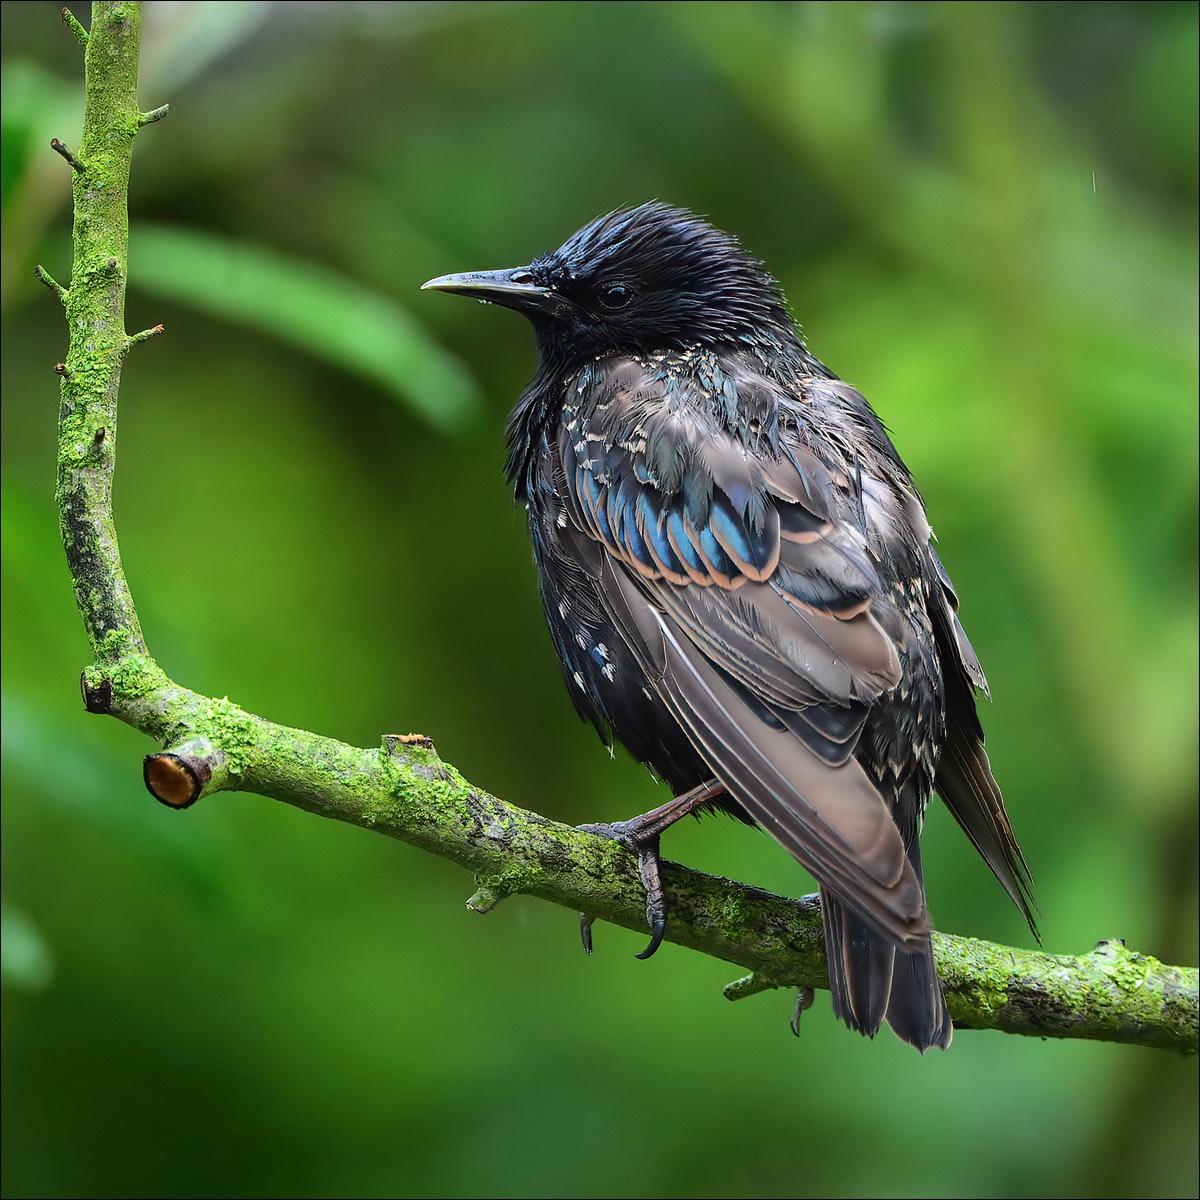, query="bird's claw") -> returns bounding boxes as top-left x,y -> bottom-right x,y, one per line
577,820 -> 668,959
791,987 -> 815,1037
634,908 -> 666,960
